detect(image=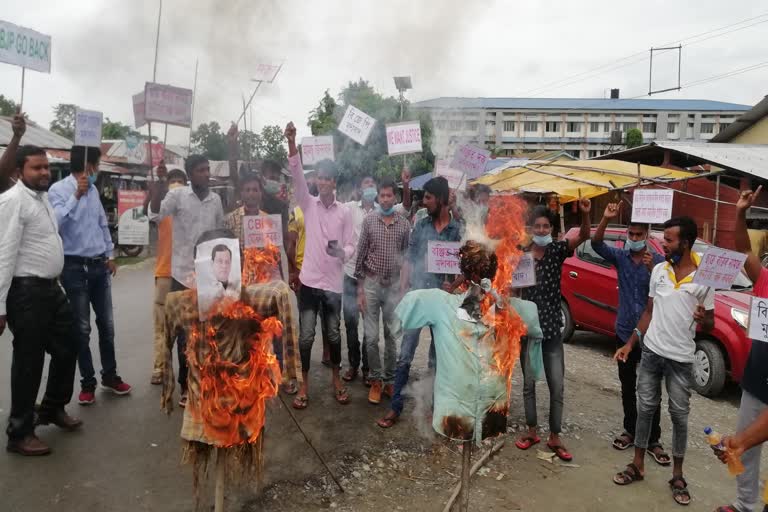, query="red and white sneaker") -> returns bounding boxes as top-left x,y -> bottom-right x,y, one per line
101,376 -> 132,396
78,390 -> 96,405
